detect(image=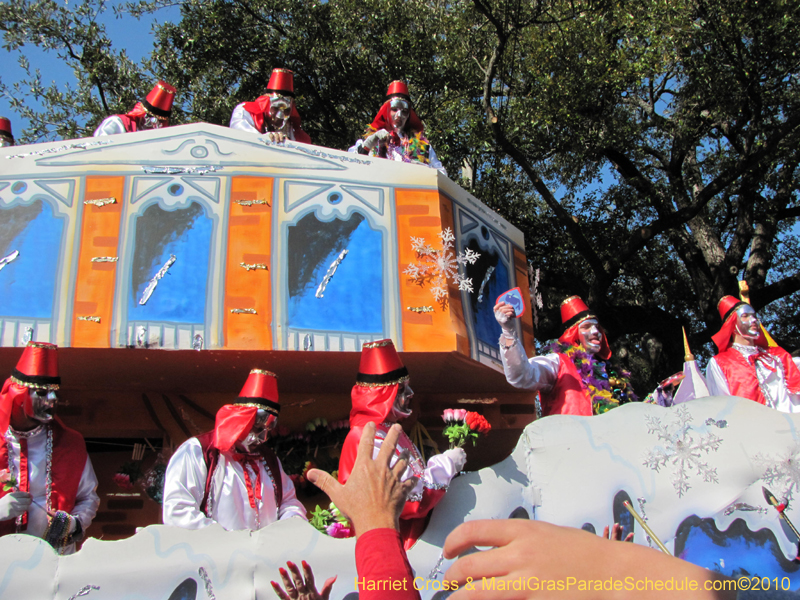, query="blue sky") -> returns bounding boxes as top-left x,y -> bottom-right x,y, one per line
0,2 -> 181,138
